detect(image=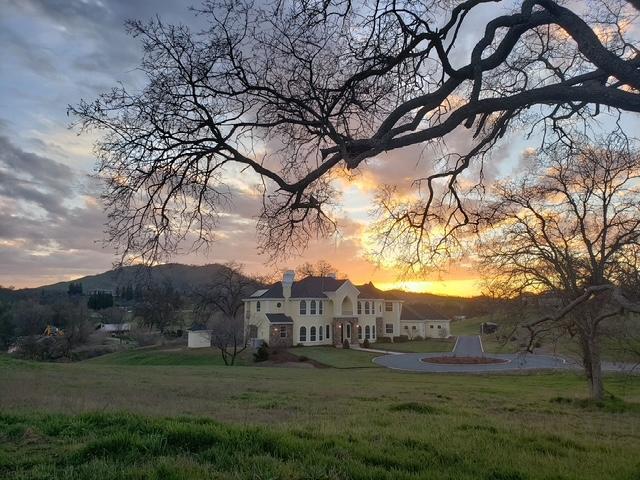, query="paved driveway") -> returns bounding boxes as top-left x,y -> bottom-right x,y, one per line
373,335 -> 568,373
